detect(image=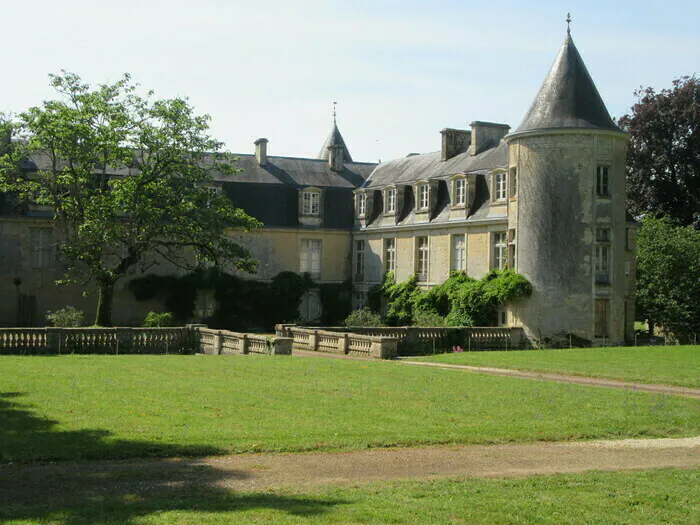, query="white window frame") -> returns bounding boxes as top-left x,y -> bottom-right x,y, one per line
385,238 -> 396,273
451,234 -> 466,271
29,228 -> 55,269
453,178 -> 466,206
300,239 -> 322,279
354,240 -> 365,279
356,193 -> 366,217
302,190 -> 321,216
417,183 -> 429,210
493,172 -> 506,201
416,236 -> 429,280
492,232 -> 507,269
385,187 -> 396,214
